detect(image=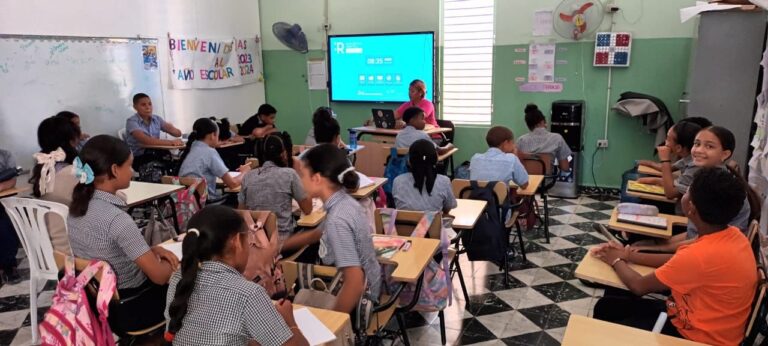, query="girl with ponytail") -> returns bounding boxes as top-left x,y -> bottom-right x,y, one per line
393,139 -> 457,215
178,117 -> 251,203
297,144 -> 382,312
164,206 -> 308,345
67,135 -> 179,332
